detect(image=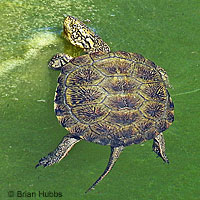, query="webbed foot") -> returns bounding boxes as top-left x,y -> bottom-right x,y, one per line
152,133 -> 169,163
36,135 -> 81,168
